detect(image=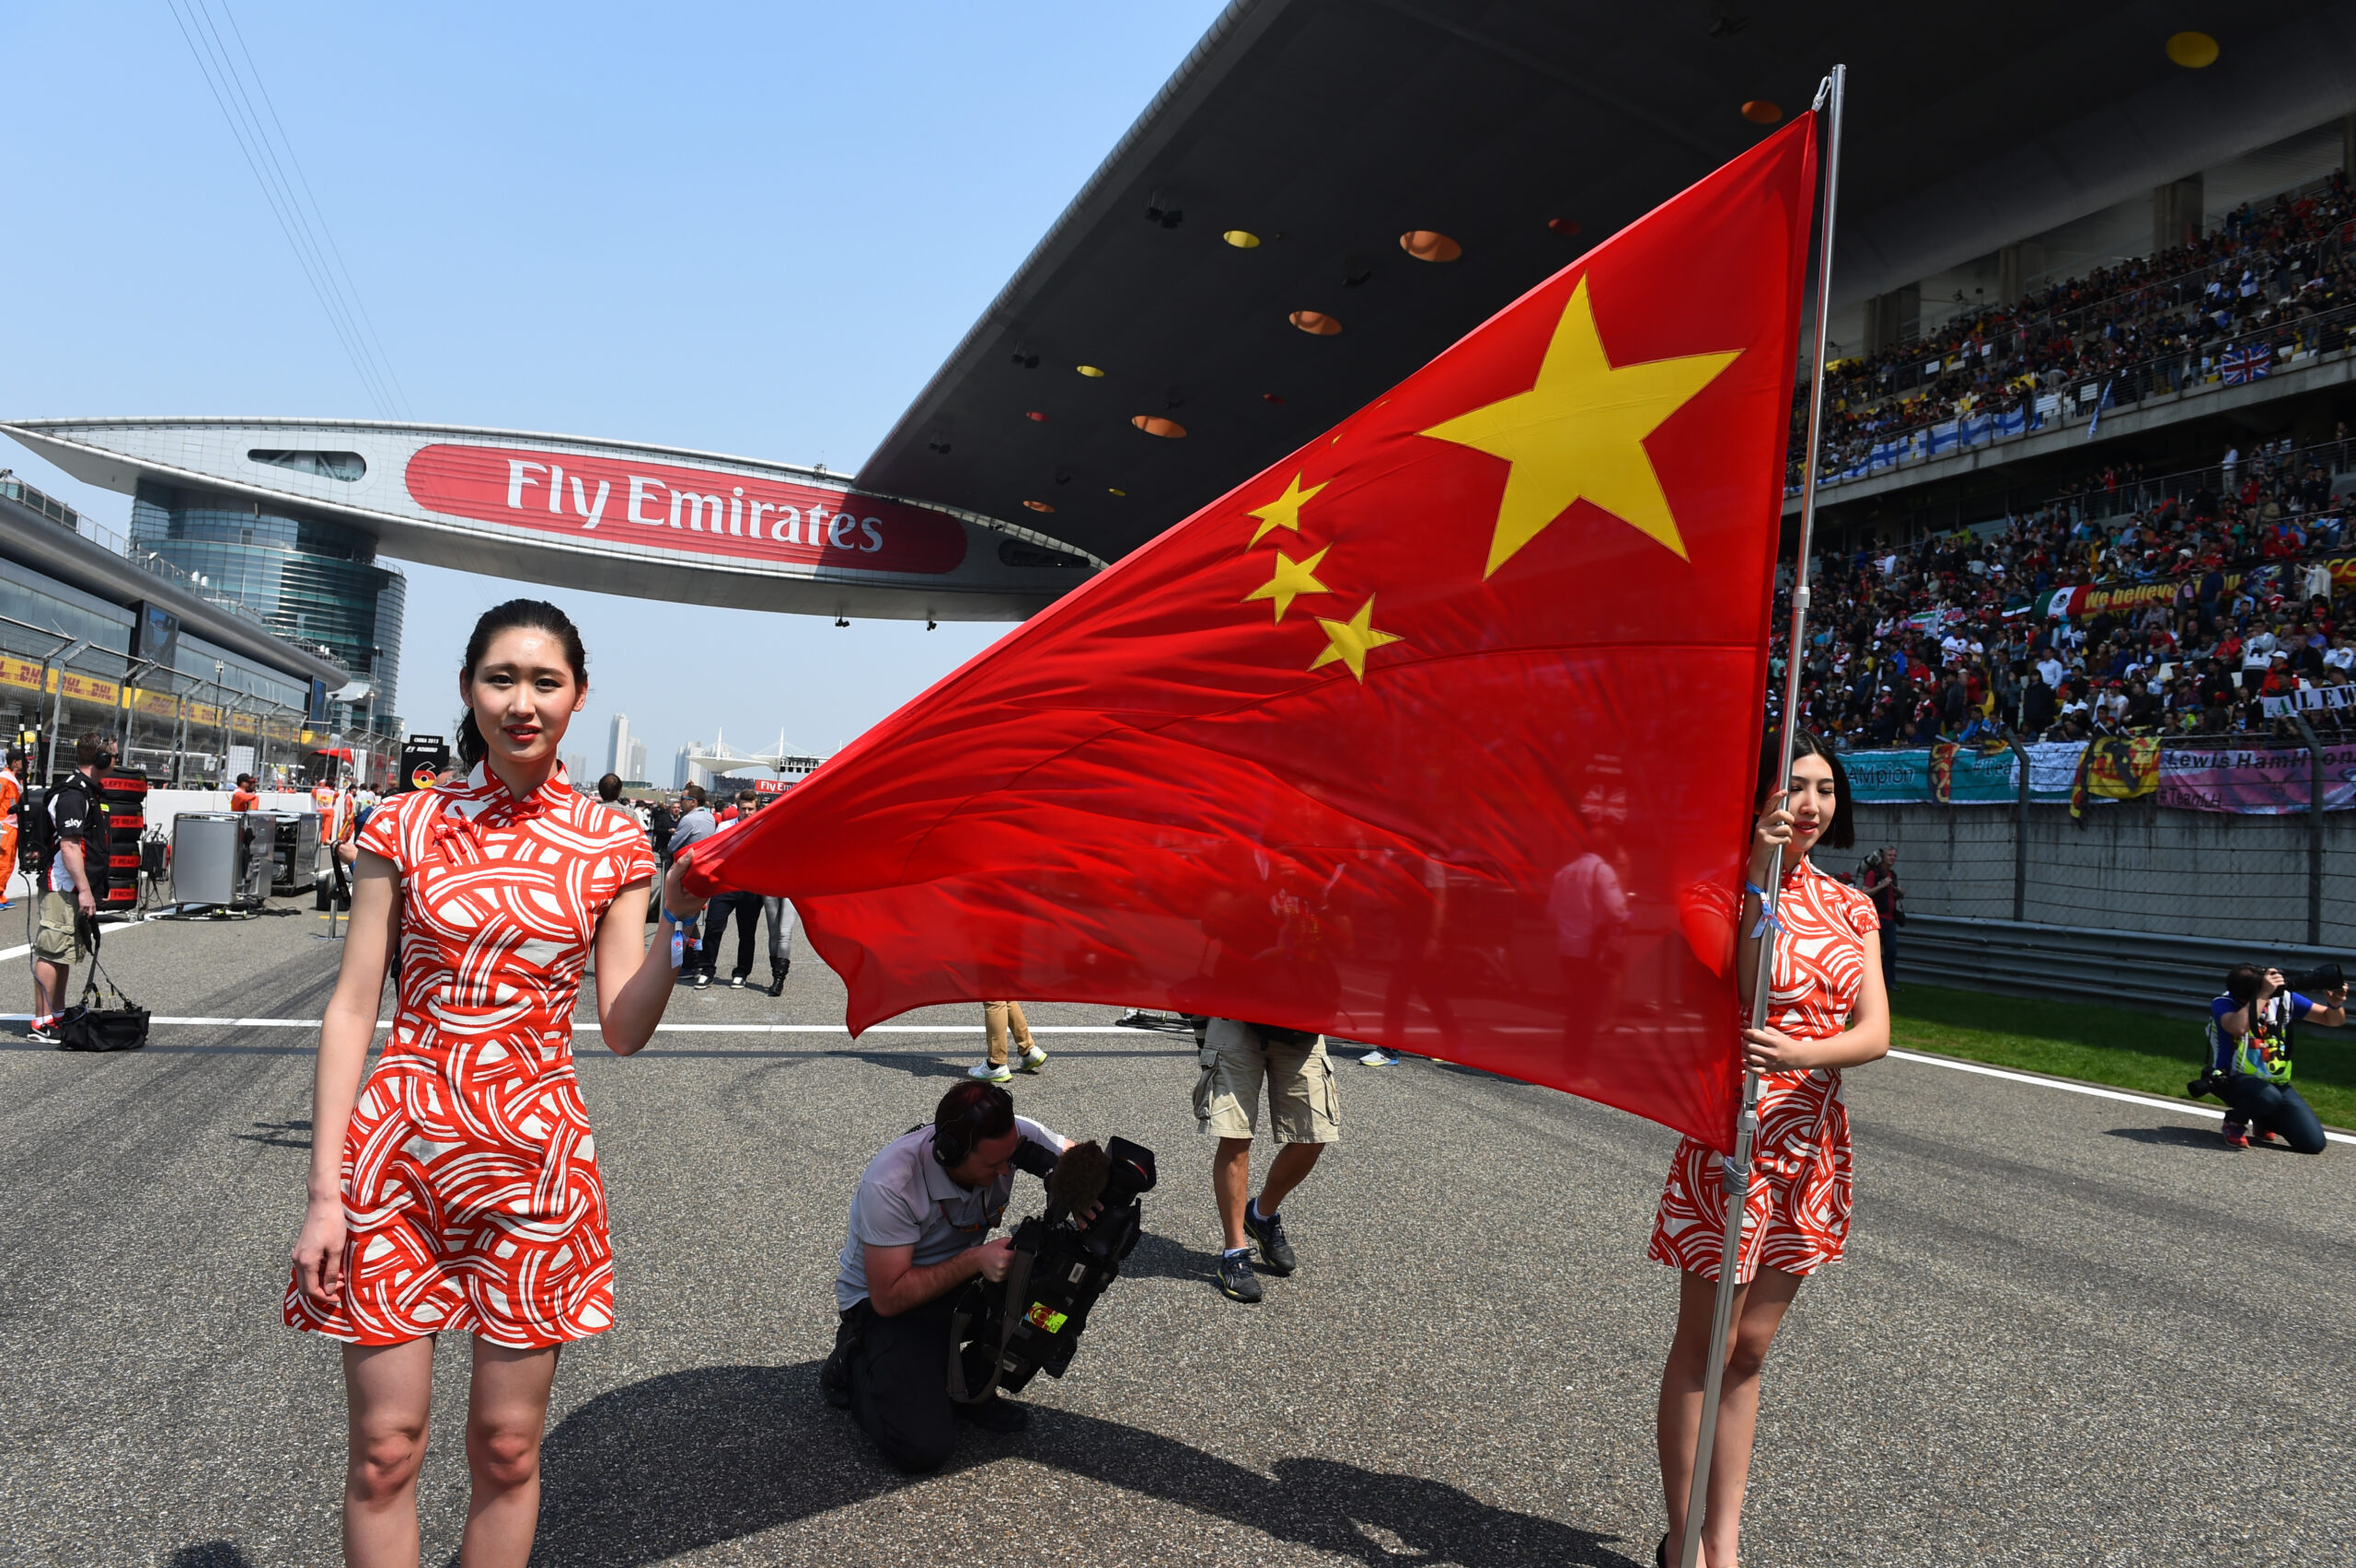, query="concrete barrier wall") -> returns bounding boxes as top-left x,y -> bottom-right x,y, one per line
1852,801 -> 2356,949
